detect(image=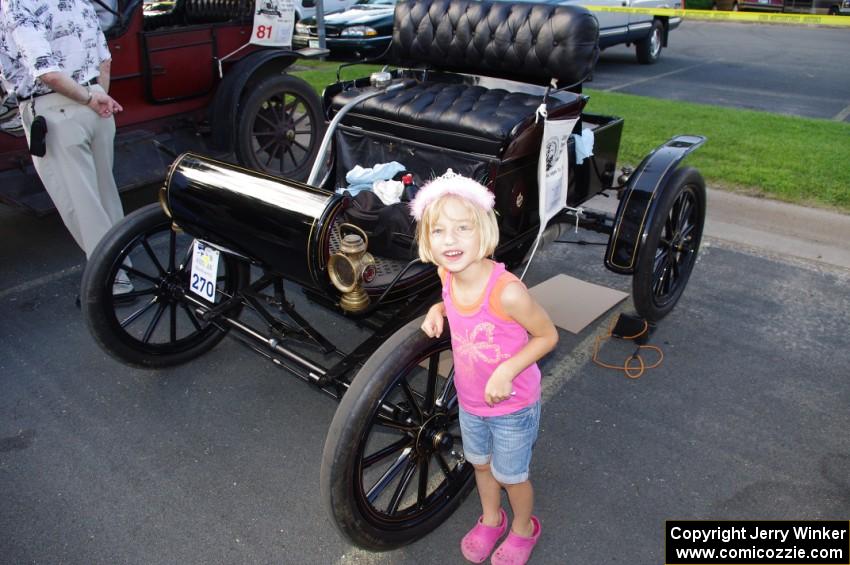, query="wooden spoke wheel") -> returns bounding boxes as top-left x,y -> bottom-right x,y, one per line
235,73 -> 323,181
